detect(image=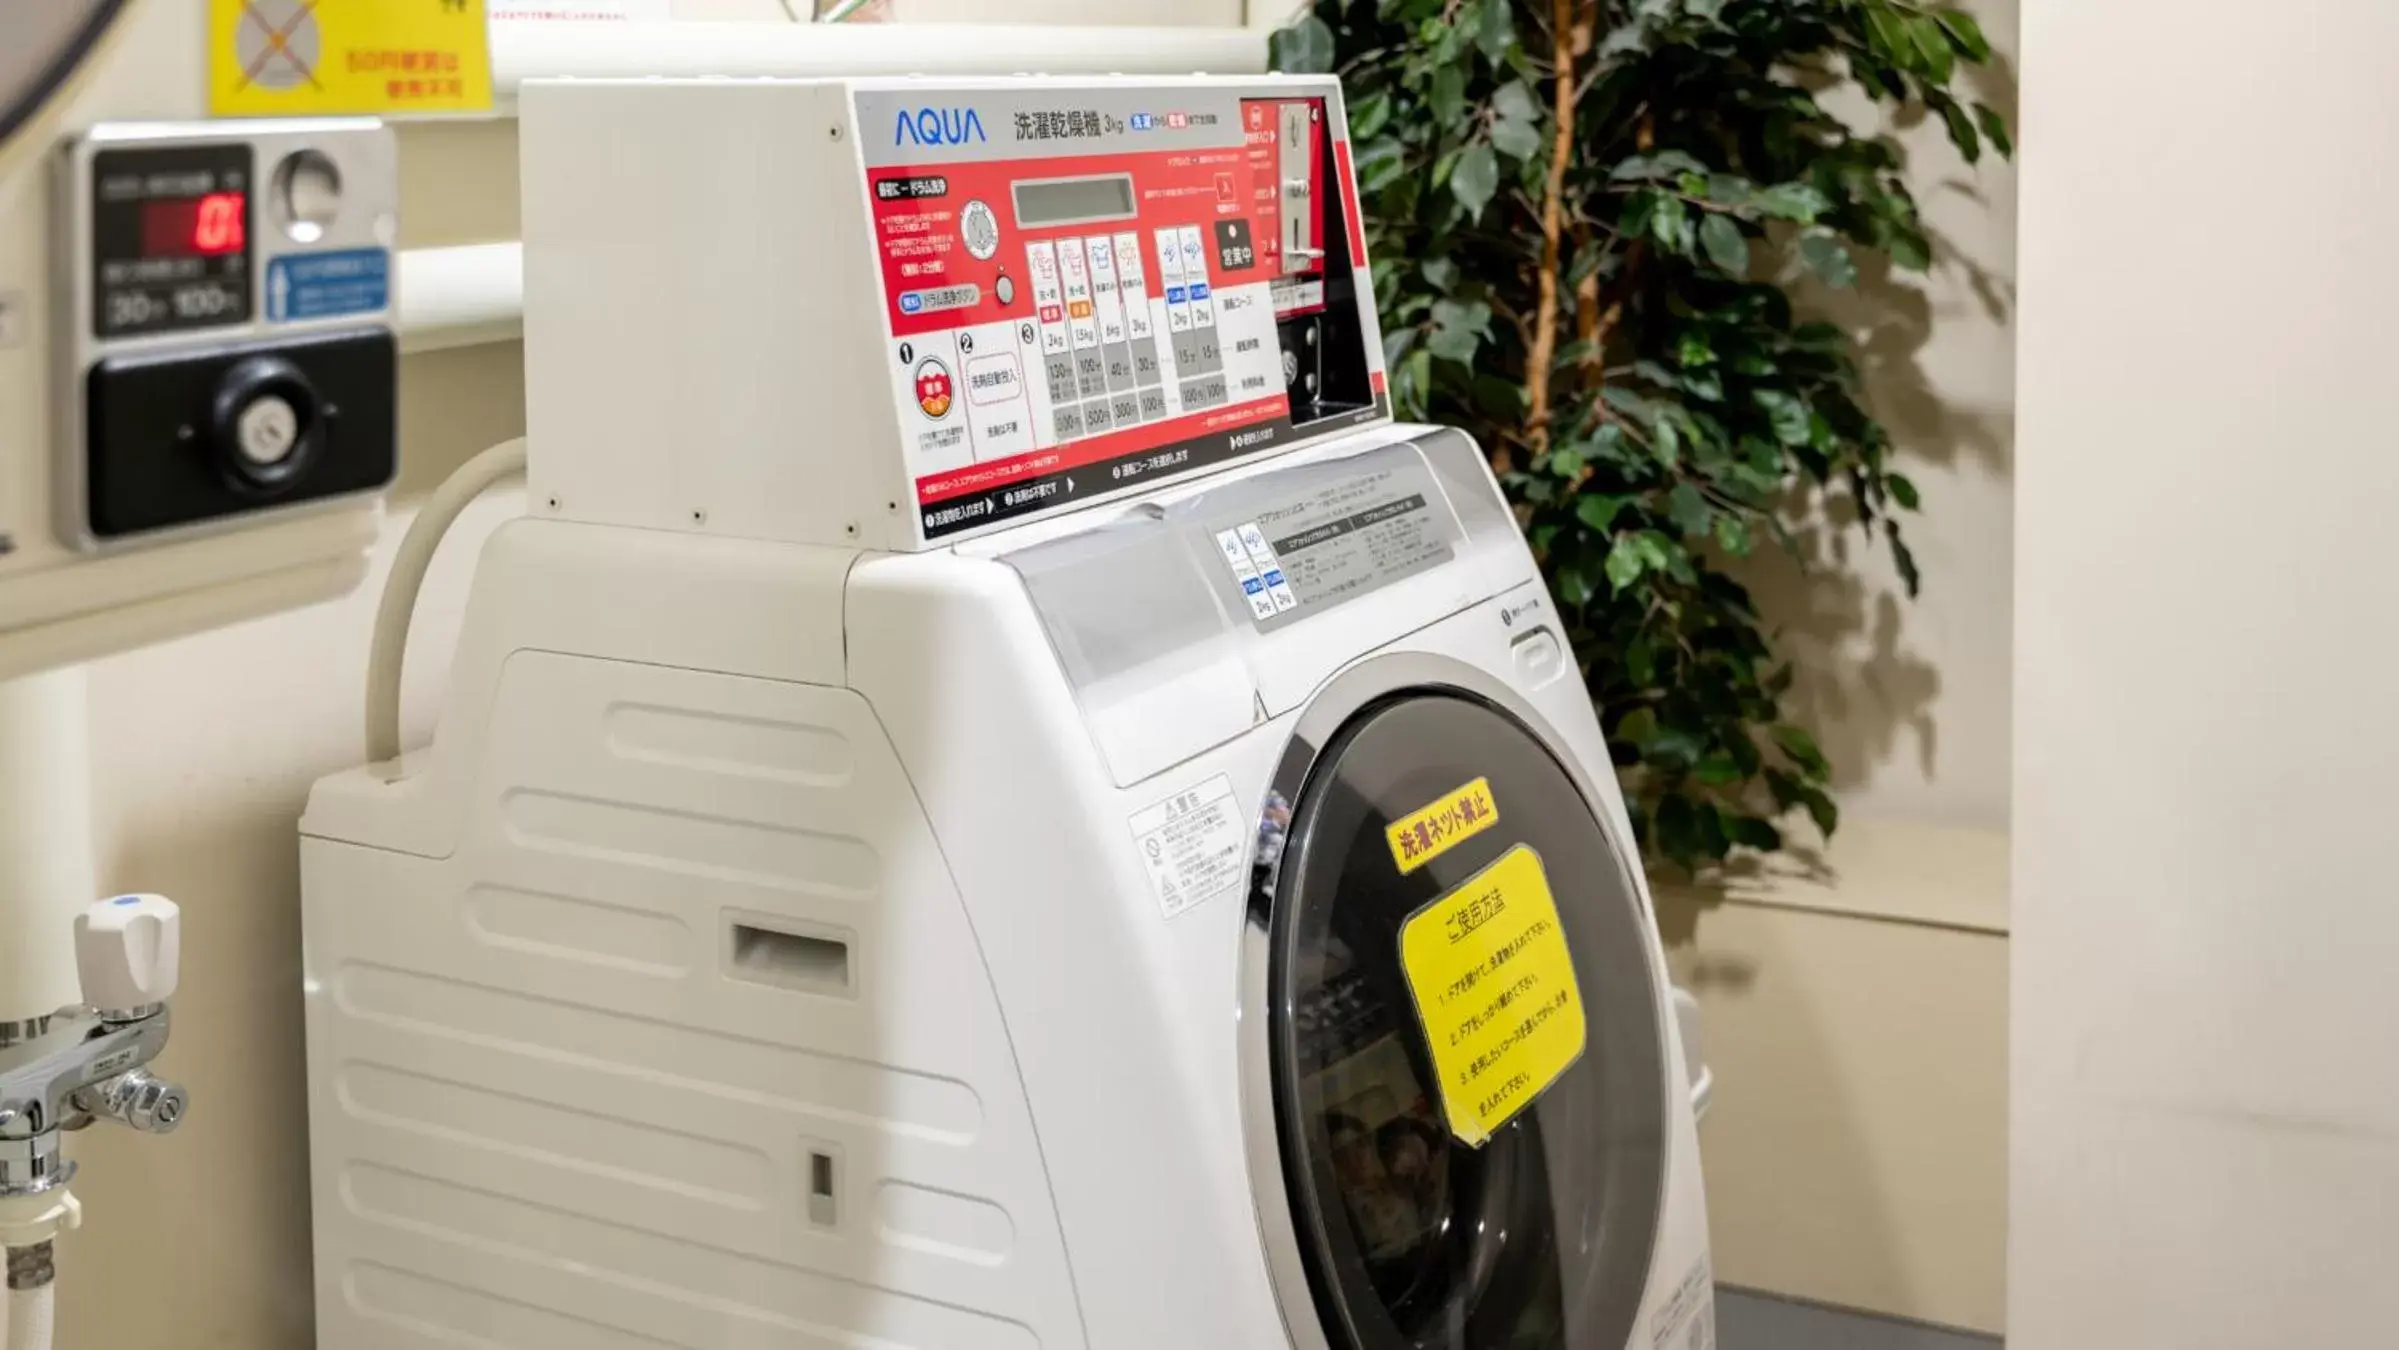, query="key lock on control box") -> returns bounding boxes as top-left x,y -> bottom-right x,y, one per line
52,121 -> 399,547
